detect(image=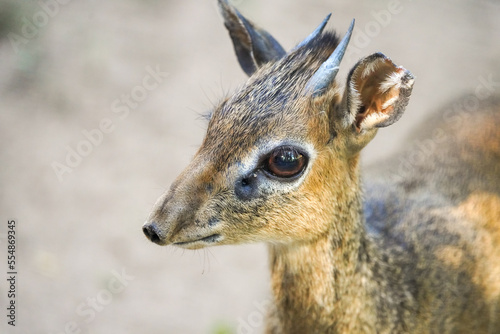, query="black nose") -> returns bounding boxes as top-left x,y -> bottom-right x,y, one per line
142,222 -> 163,244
